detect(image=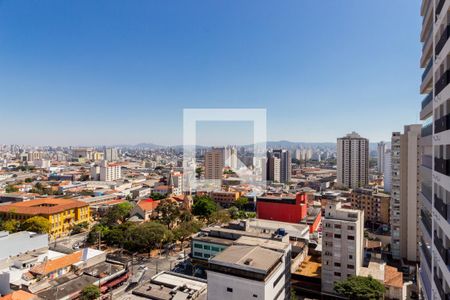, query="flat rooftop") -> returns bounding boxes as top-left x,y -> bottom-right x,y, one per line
210,245 -> 282,274
234,236 -> 289,252
295,255 -> 321,278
